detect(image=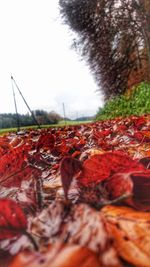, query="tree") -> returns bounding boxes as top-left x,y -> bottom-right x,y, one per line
59,0 -> 150,99
34,110 -> 62,125
135,0 -> 150,77
34,110 -> 50,125
47,111 -> 62,124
